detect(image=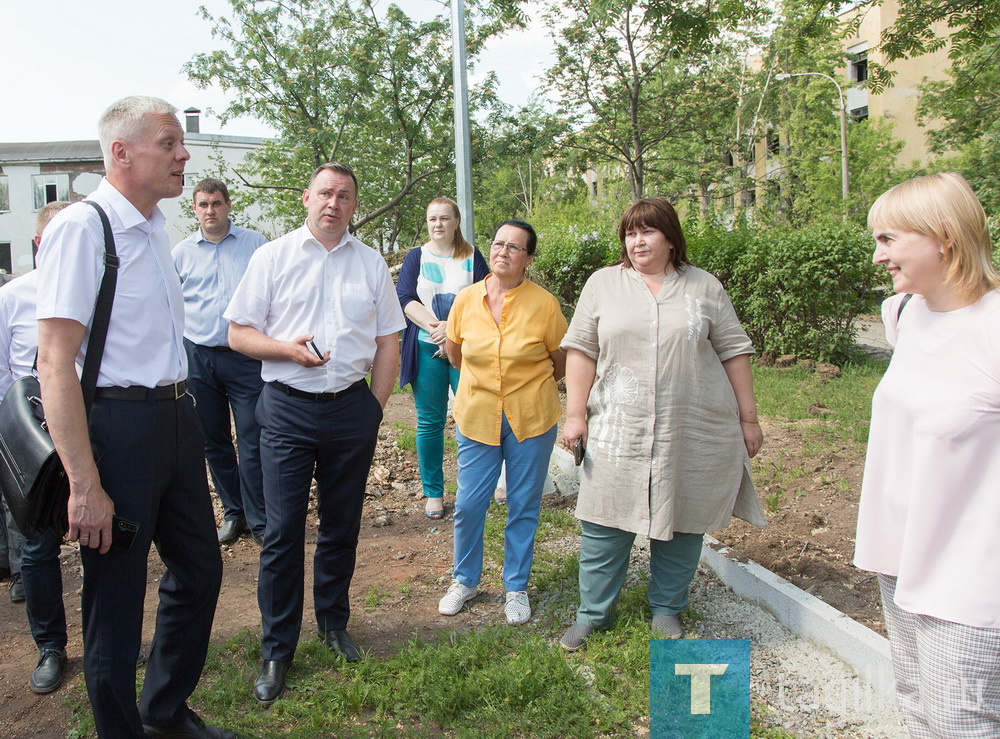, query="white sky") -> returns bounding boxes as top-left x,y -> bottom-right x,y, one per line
0,0 -> 553,143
